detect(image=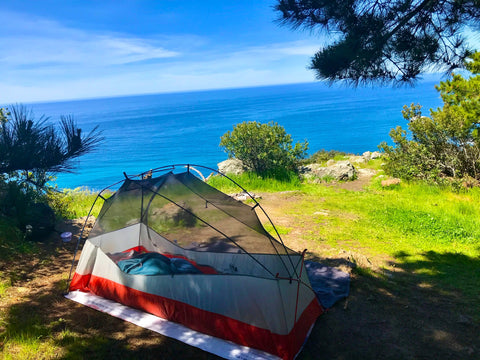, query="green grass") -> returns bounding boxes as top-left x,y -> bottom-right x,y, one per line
47,187 -> 107,219
284,180 -> 480,304
0,276 -> 11,296
1,305 -> 61,359
207,171 -> 302,193
207,169 -> 480,305
263,222 -> 291,236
